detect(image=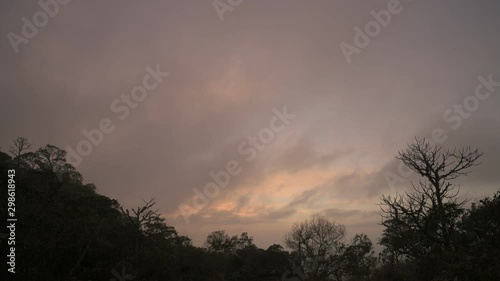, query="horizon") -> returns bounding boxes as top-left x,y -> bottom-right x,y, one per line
2,0 -> 500,252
